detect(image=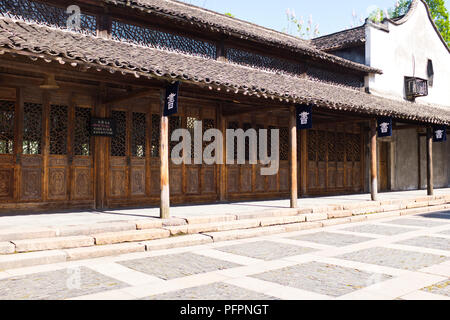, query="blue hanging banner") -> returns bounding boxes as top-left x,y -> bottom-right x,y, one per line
433,125 -> 447,142
296,104 -> 313,130
377,117 -> 393,137
164,81 -> 180,117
